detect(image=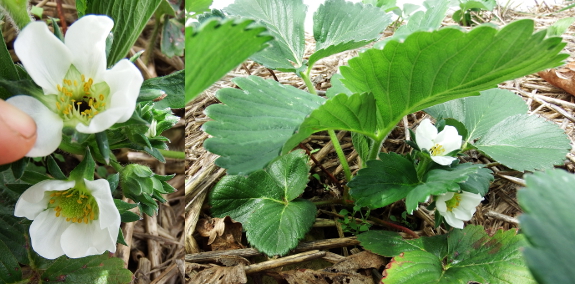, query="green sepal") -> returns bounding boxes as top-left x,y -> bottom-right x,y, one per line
69,148 -> 96,181
95,132 -> 111,165
117,229 -> 128,246
49,17 -> 64,41
47,156 -> 66,180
